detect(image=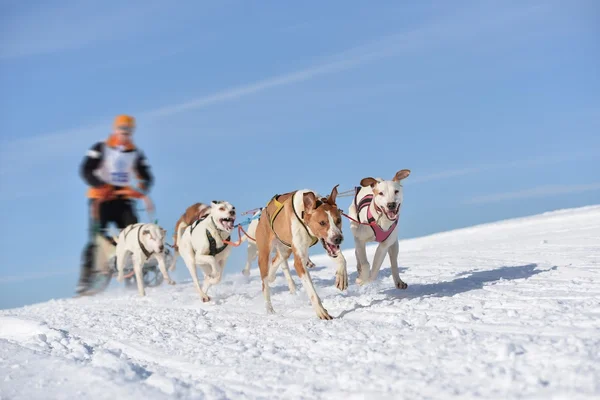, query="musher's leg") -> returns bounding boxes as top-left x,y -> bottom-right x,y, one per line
76,200 -> 110,294
115,199 -> 138,228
